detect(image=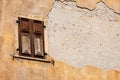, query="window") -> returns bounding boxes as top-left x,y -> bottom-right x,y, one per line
17,17 -> 46,59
